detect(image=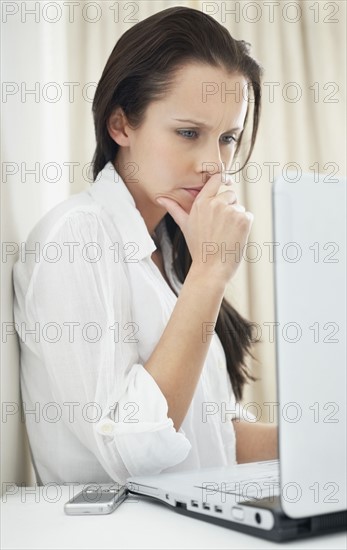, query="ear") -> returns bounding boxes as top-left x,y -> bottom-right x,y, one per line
107,107 -> 130,147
